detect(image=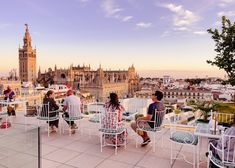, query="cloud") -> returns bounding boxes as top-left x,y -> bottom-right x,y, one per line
122,16 -> 133,22
218,0 -> 235,7
136,22 -> 152,28
174,27 -> 190,31
161,3 -> 200,27
161,31 -> 171,37
101,0 -> 123,17
193,31 -> 207,35
0,23 -> 11,30
217,11 -> 235,17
